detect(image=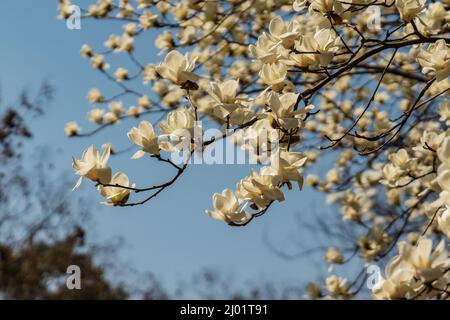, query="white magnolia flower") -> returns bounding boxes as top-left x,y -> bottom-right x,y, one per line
292,0 -> 307,12
249,33 -> 281,64
372,238 -> 450,299
86,88 -> 104,103
395,0 -> 426,22
412,130 -> 445,154
435,136 -> 450,198
437,135 -> 450,168
123,23 -> 137,36
289,28 -> 338,68
87,108 -> 105,124
314,28 -> 339,66
236,167 -> 285,209
108,101 -> 124,116
270,150 -> 308,189
64,121 -> 80,137
324,247 -> 344,264
406,239 -> 450,283
126,106 -> 143,117
206,189 -> 250,224
90,54 -> 109,70
58,0 -> 74,19
325,275 -> 349,296
417,39 -> 450,82
139,10 -> 158,29
155,50 -> 199,85
388,149 -> 412,170
372,253 -> 415,299
80,44 -> 93,57
158,108 -> 197,152
143,64 -> 157,83
438,207 -> 450,239
120,35 -> 134,52
158,108 -> 195,136
380,163 -> 404,186
128,120 -> 160,158
115,67 -> 129,81
310,0 -> 345,14
137,95 -> 152,109
267,16 -> 301,49
259,61 -> 287,86
104,34 -> 120,51
267,92 -> 313,130
240,118 -> 280,163
438,101 -> 450,125
424,2 -> 447,31
72,144 -> 112,190
103,112 -> 119,124
208,79 -> 246,119
97,172 -> 134,205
